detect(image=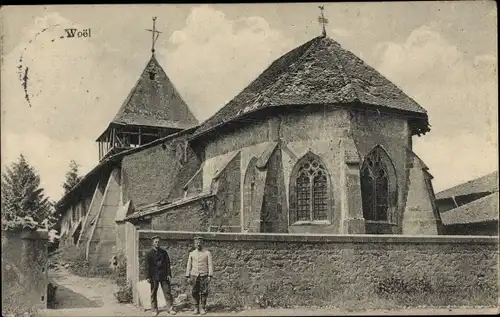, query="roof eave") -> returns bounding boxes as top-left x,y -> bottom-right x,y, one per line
189,102 -> 429,142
